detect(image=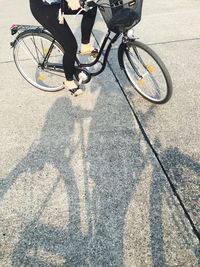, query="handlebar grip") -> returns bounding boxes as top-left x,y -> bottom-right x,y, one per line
80,0 -> 96,8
